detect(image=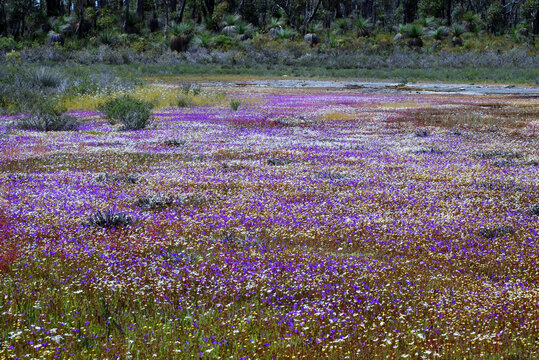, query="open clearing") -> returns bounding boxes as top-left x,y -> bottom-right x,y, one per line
1,84 -> 538,359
